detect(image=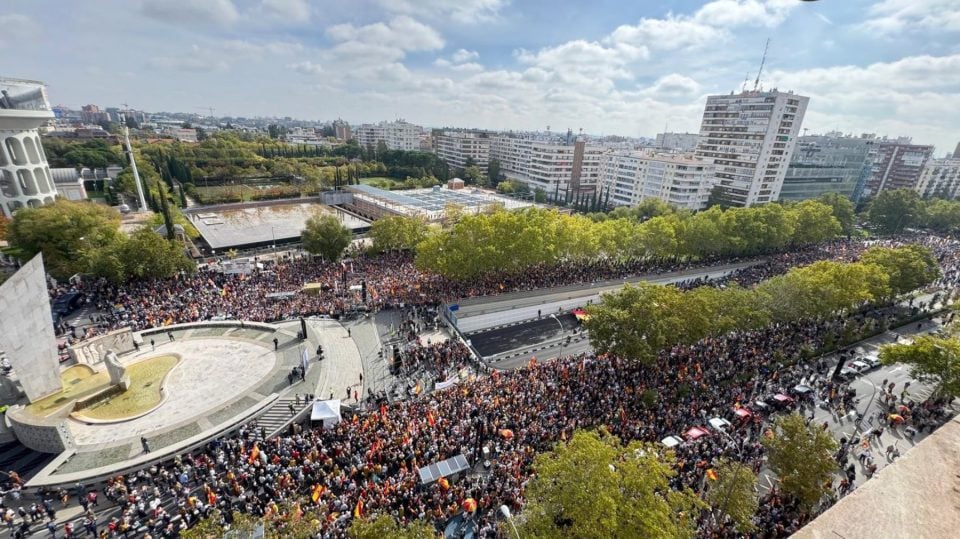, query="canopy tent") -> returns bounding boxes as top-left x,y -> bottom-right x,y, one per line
773,393 -> 795,403
684,427 -> 710,440
734,408 -> 752,419
418,454 -> 470,485
310,400 -> 342,429
661,435 -> 684,448
708,417 -> 732,431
